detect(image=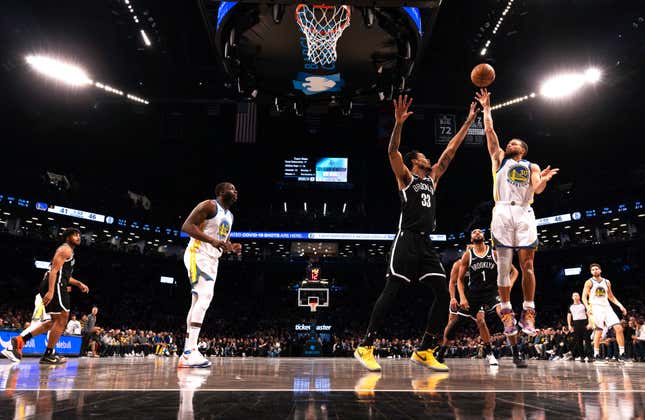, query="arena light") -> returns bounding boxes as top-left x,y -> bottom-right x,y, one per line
283,202 -> 287,213
540,68 -> 602,99
323,202 -> 327,216
585,67 -> 601,83
140,30 -> 151,47
342,202 -> 347,213
25,53 -> 149,104
485,0 -> 514,52
25,55 -> 92,86
491,93 -> 535,111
